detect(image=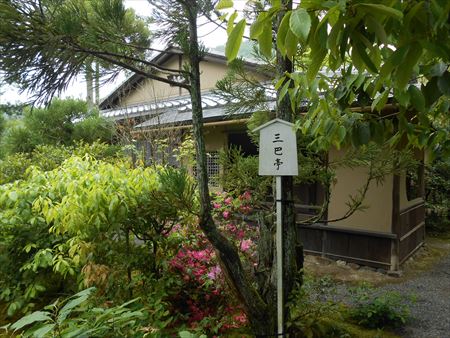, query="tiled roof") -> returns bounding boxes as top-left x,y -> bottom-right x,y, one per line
100,88 -> 277,129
